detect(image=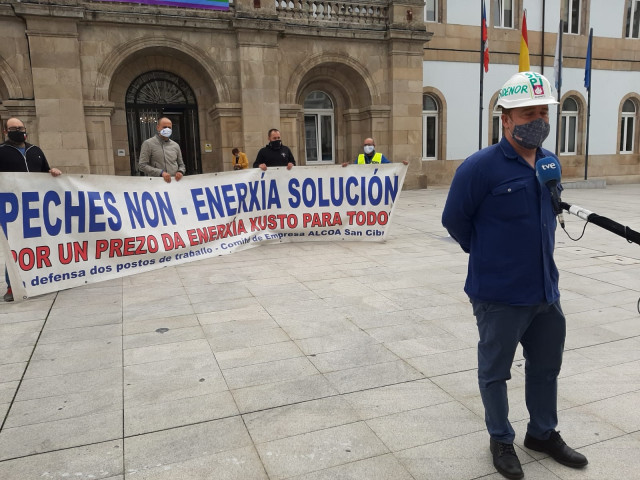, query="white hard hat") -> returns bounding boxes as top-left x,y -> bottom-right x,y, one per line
496,71 -> 559,109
